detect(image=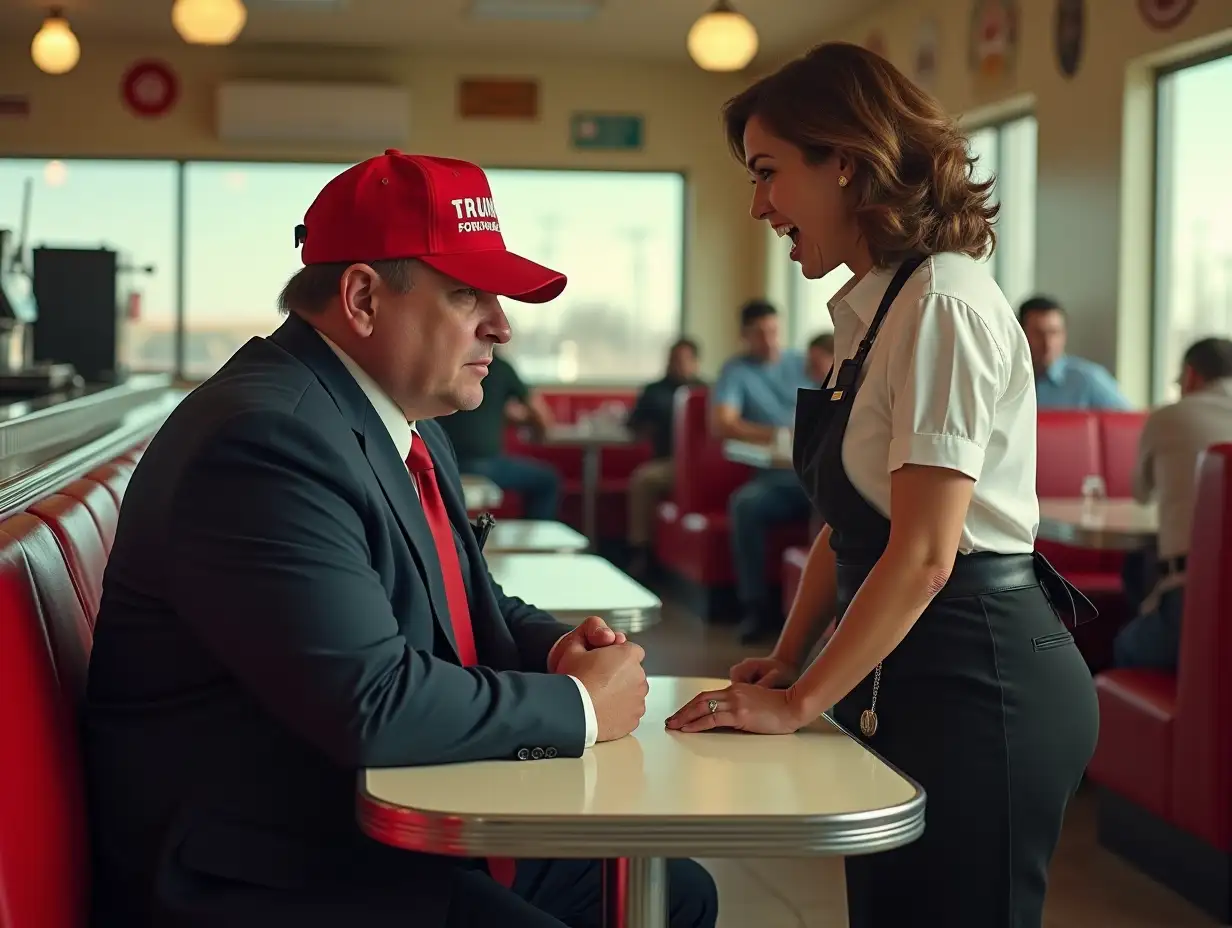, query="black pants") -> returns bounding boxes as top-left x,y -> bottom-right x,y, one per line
833,559 -> 1099,928
446,858 -> 718,928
